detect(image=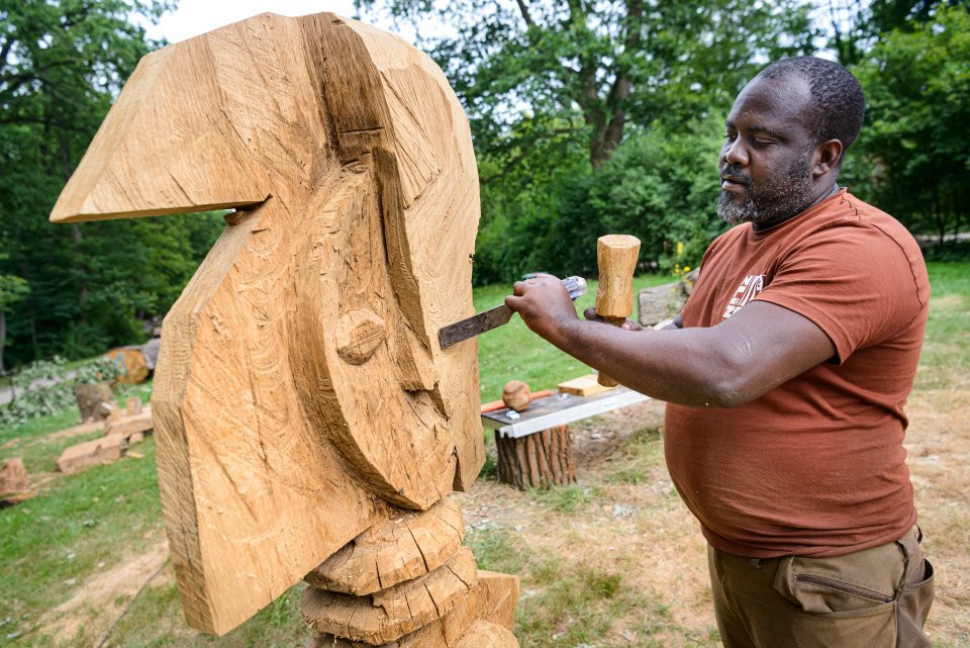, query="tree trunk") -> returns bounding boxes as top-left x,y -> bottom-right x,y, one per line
494,425 -> 575,489
0,310 -> 6,375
